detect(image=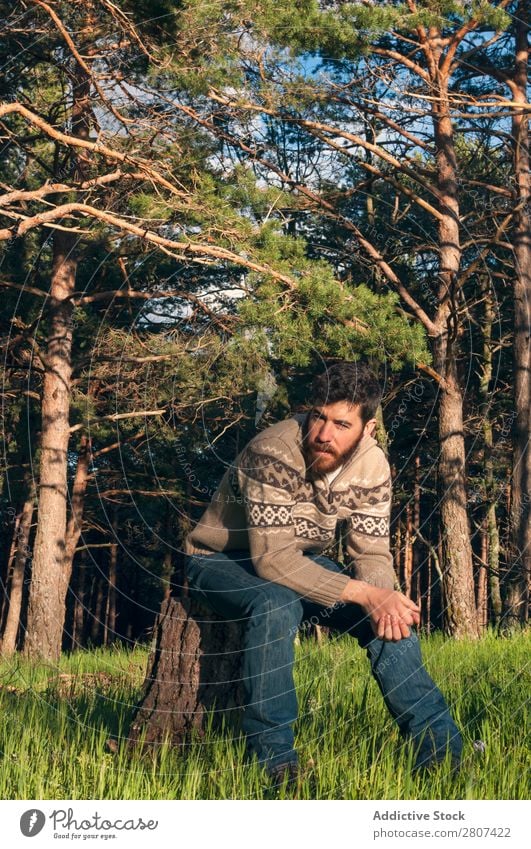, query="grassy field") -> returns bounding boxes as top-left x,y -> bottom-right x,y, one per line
0,631 -> 529,800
